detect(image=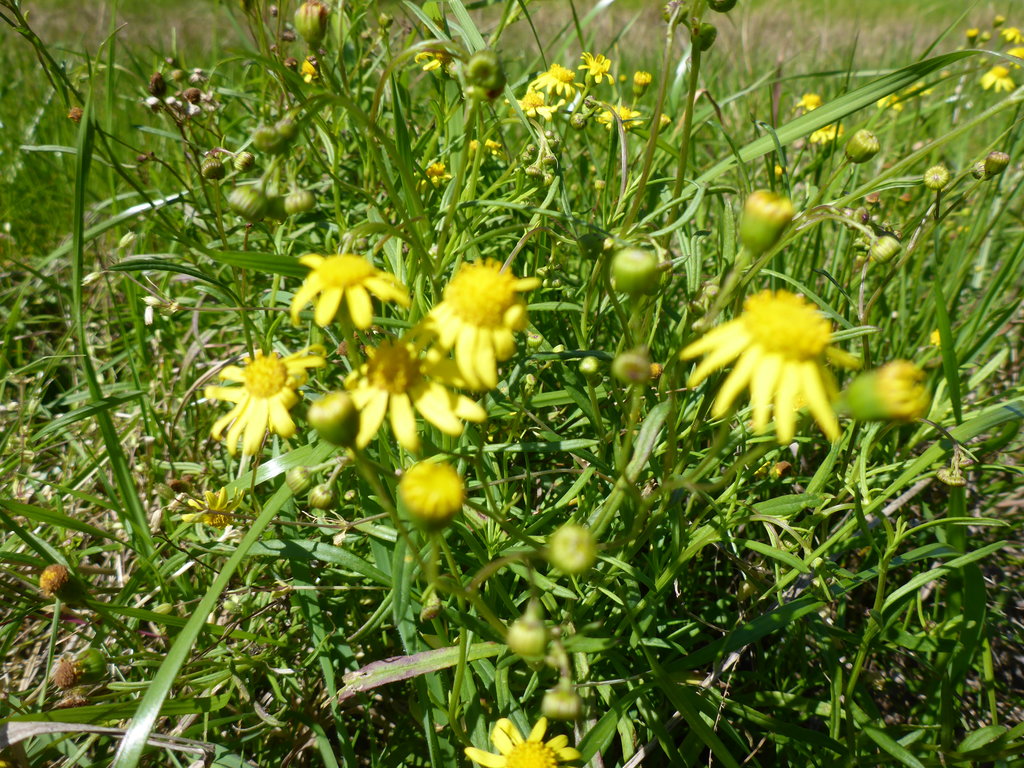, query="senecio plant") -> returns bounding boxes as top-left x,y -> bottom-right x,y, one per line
3,0 -> 1024,765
